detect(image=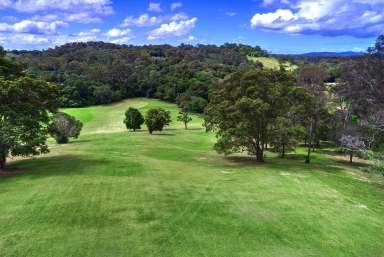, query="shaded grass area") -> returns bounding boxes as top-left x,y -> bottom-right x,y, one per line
1,98 -> 384,257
